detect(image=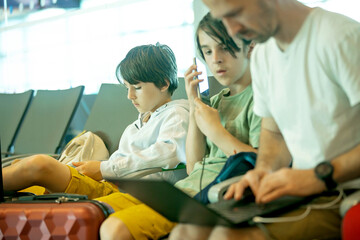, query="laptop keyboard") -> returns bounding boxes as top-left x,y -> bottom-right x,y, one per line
208,195 -> 308,224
